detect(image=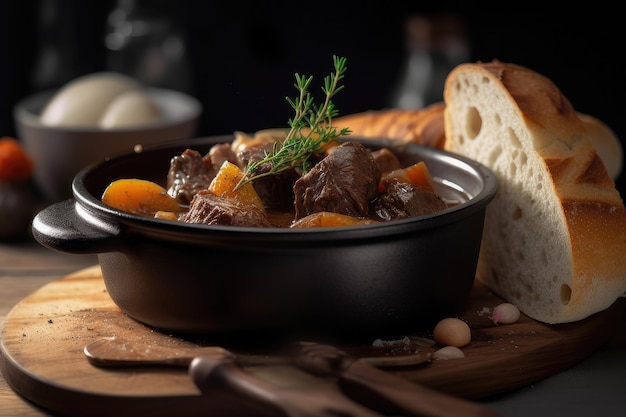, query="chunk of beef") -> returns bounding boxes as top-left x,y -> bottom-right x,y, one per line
238,143 -> 300,210
167,145 -> 238,205
371,147 -> 401,174
167,149 -> 214,205
209,143 -> 239,172
254,170 -> 301,210
373,181 -> 447,221
235,141 -> 271,170
183,190 -> 271,227
293,141 -> 381,220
